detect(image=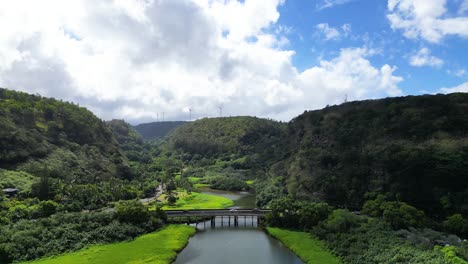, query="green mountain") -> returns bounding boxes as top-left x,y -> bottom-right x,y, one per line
0,88 -> 132,189
278,93 -> 468,216
133,121 -> 186,140
168,116 -> 286,167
